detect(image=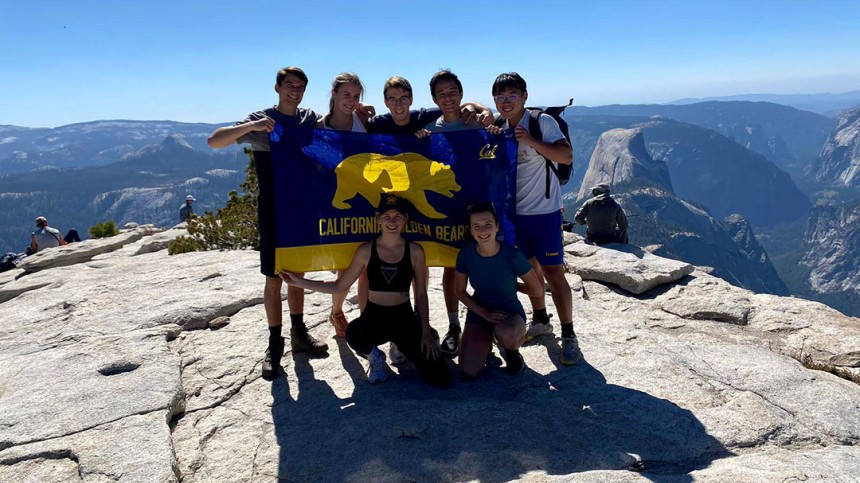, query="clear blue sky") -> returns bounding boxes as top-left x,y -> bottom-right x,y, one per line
2,0 -> 859,127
